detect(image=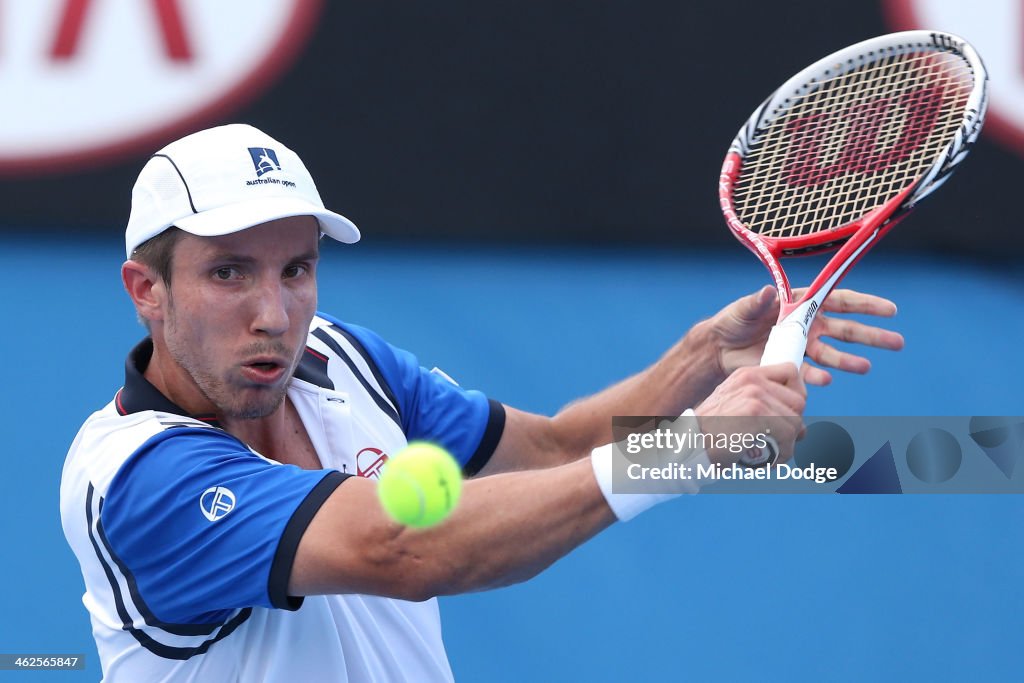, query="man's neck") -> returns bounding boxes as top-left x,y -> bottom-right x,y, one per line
142,340 -> 220,419
224,398 -> 323,470
221,406 -> 289,459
